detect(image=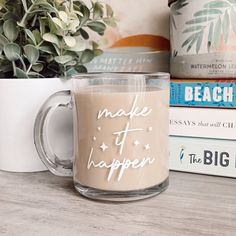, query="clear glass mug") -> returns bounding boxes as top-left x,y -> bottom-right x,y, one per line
34,73 -> 170,201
